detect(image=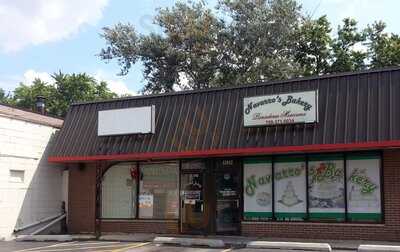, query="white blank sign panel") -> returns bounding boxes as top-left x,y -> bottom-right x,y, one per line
98,106 -> 155,136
